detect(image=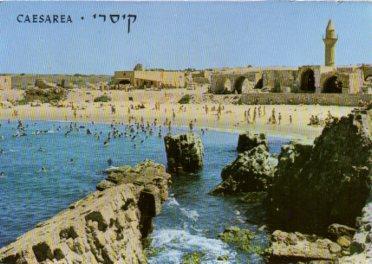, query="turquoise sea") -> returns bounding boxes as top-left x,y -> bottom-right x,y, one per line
0,120 -> 288,263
